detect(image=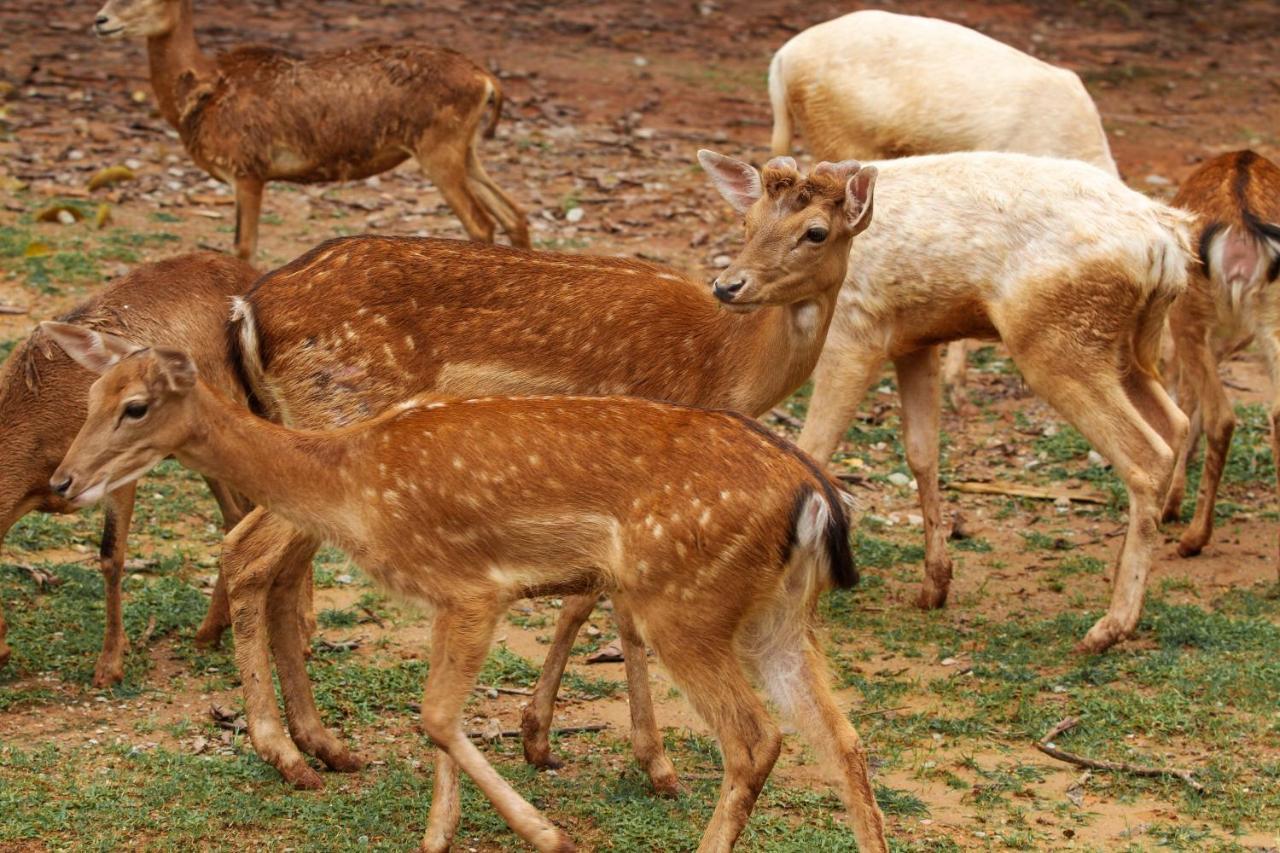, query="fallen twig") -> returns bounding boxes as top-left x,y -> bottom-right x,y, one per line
850,705 -> 907,720
16,564 -> 63,589
0,304 -> 28,315
356,603 -> 385,627
138,614 -> 158,645
767,407 -> 805,430
316,637 -> 362,653
1034,716 -> 1204,794
473,684 -> 534,697
948,480 -> 1109,504
467,723 -> 606,741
